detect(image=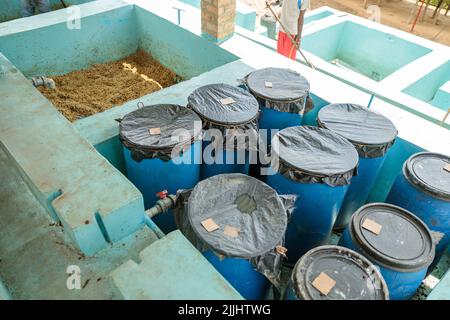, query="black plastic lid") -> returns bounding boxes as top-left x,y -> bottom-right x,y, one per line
272,126 -> 359,179
187,174 -> 288,258
293,245 -> 389,300
350,203 -> 435,272
317,104 -> 398,157
187,84 -> 259,125
246,68 -> 310,102
119,104 -> 201,150
404,152 -> 450,201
